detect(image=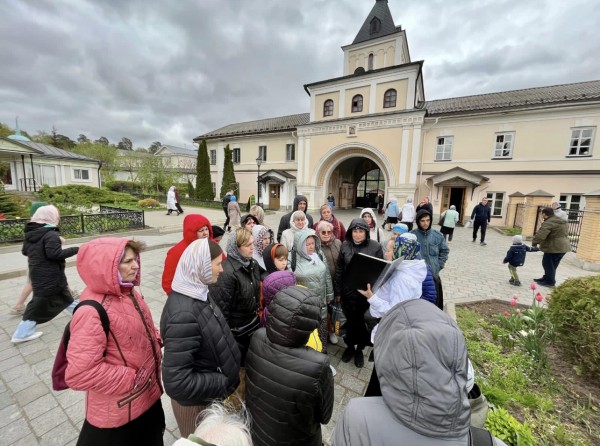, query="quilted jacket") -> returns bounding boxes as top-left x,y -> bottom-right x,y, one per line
66,238 -> 163,428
